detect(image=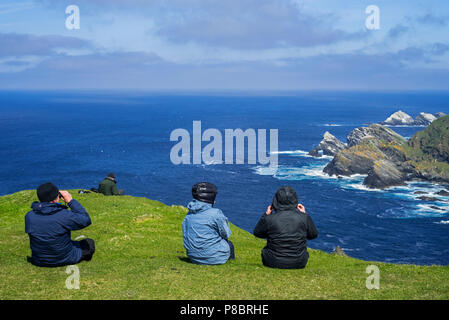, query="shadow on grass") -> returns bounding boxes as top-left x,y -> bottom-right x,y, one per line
177,256 -> 194,264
